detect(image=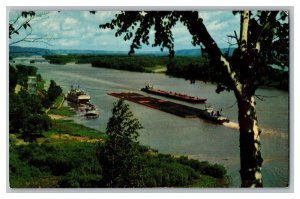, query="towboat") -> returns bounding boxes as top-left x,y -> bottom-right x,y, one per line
141,85 -> 207,103
201,106 -> 229,123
